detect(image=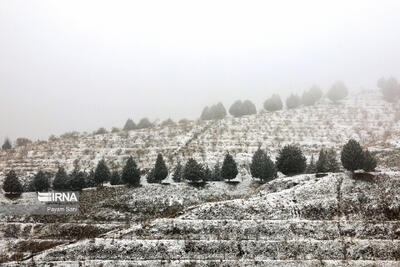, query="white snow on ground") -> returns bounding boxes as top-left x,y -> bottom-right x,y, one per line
2,172 -> 399,266
0,90 -> 400,265
0,91 -> 399,186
